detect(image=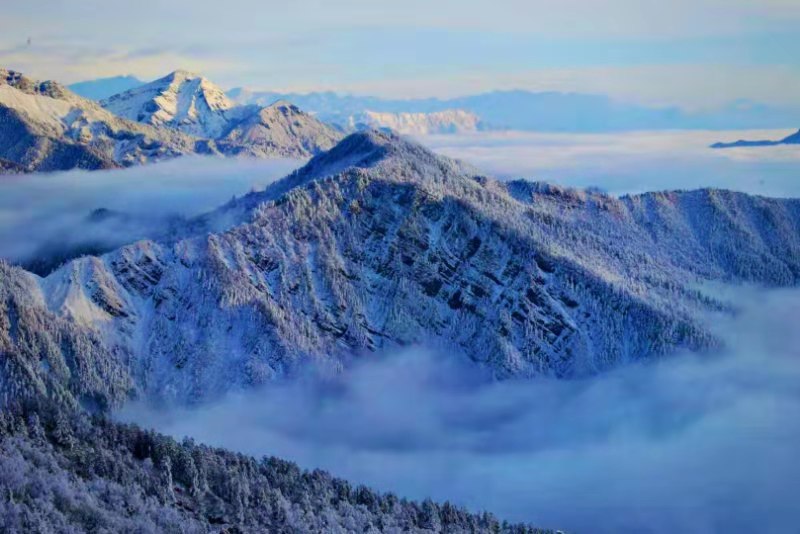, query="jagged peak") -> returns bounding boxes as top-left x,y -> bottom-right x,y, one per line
100,69 -> 236,137
1,67 -> 71,100
159,69 -> 203,83
105,69 -> 229,102
266,98 -> 298,110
